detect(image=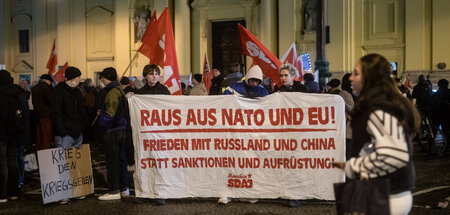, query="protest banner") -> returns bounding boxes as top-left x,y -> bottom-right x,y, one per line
37,144 -> 94,204
128,93 -> 345,200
